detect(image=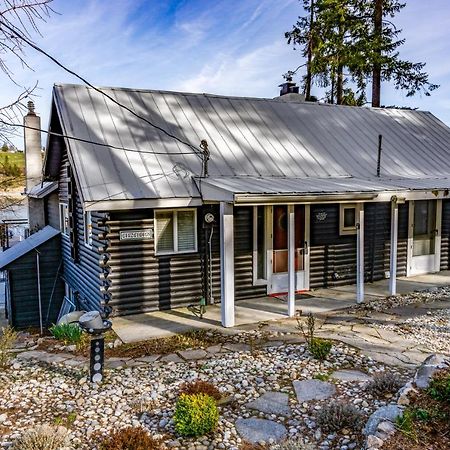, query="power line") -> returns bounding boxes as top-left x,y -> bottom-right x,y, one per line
0,18 -> 204,158
0,120 -> 199,155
